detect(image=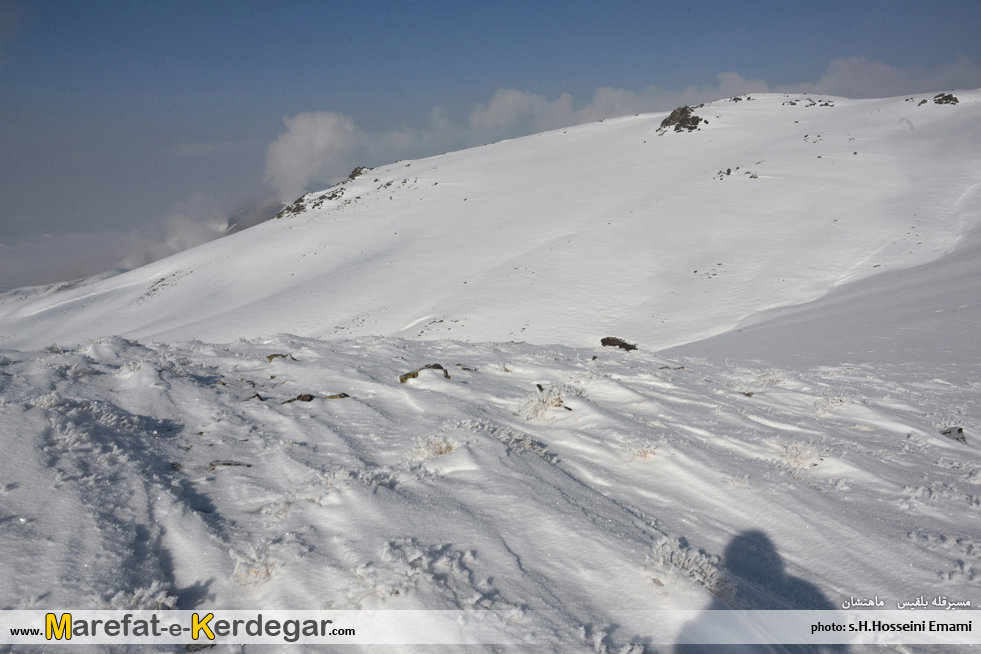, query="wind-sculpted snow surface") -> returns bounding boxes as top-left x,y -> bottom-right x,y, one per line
1,91 -> 980,350
1,335 -> 979,651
